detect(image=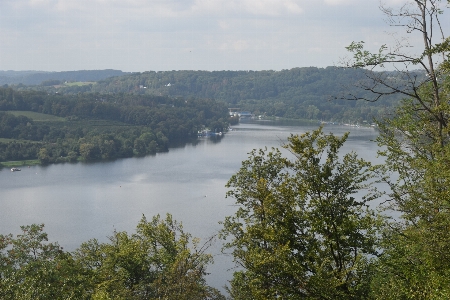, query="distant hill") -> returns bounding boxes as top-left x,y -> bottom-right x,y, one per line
0,69 -> 128,86
84,67 -> 423,122
5,67 -> 425,123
